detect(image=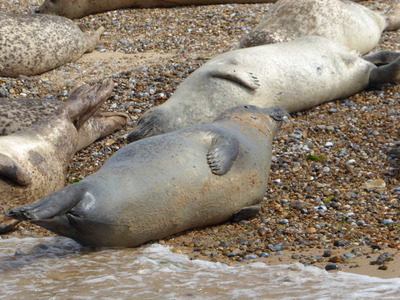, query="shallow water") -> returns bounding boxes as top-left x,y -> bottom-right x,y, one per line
0,237 -> 399,299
